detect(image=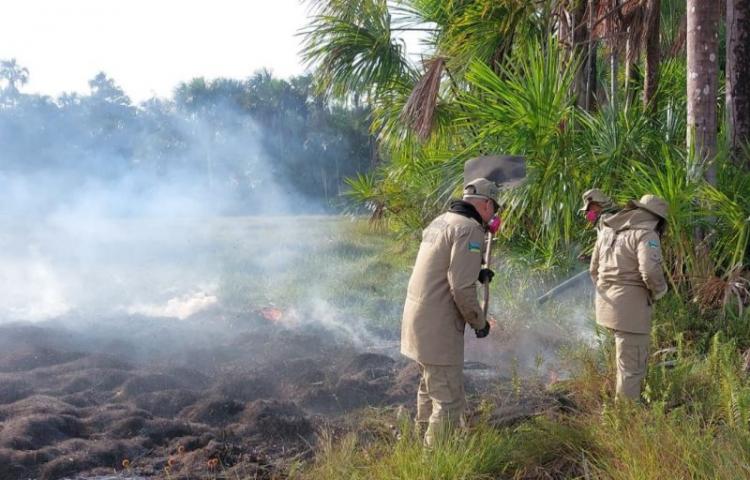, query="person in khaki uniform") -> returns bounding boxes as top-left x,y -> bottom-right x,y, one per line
579,188 -> 617,228
579,189 -> 618,263
401,178 -> 497,446
590,194 -> 669,400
